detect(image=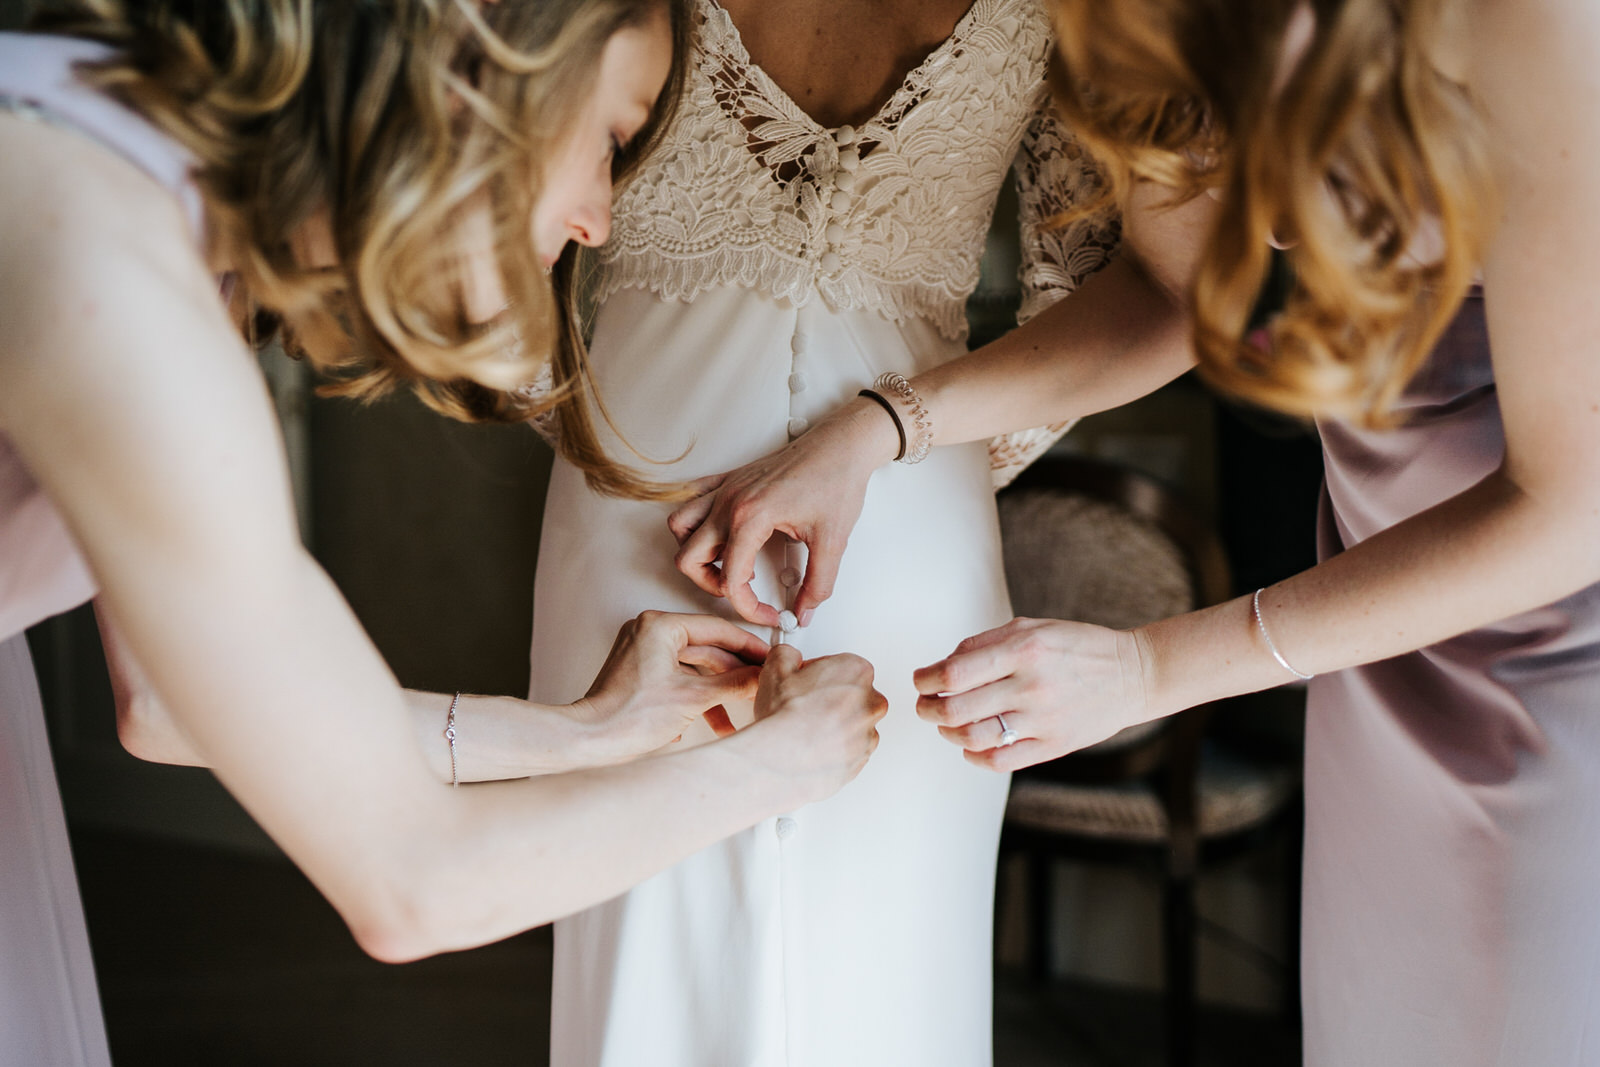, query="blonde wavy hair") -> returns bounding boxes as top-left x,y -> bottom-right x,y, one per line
1049,0 -> 1495,426
31,0 -> 690,498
